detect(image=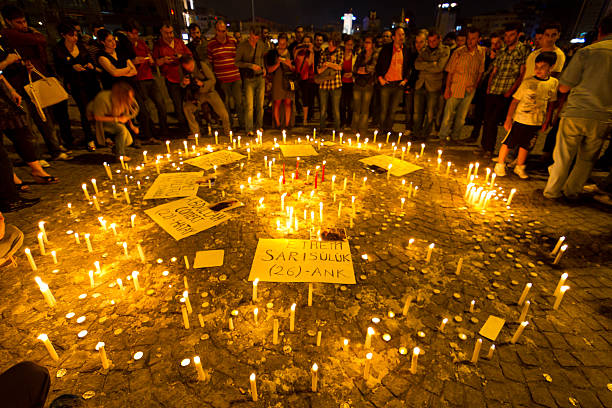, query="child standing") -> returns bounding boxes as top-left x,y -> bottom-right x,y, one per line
495,52 -> 558,179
